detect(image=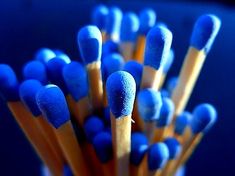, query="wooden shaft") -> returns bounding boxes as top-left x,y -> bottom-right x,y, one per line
102,160 -> 115,176
158,73 -> 166,90
160,160 -> 175,176
144,121 -> 156,142
152,127 -> 168,143
8,101 -> 63,176
66,95 -> 77,117
132,101 -> 144,132
103,84 -> 108,107
119,42 -> 135,61
147,170 -> 161,176
130,164 -> 143,176
102,31 -> 107,43
76,96 -> 92,125
134,36 -> 146,63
